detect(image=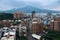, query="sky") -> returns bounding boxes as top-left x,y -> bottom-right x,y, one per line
0,0 -> 60,11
